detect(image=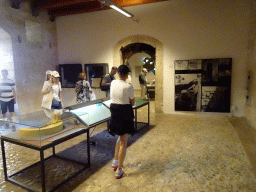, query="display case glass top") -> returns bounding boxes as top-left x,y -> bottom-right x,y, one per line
0,110 -> 79,147
69,102 -> 110,127
102,99 -> 112,108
